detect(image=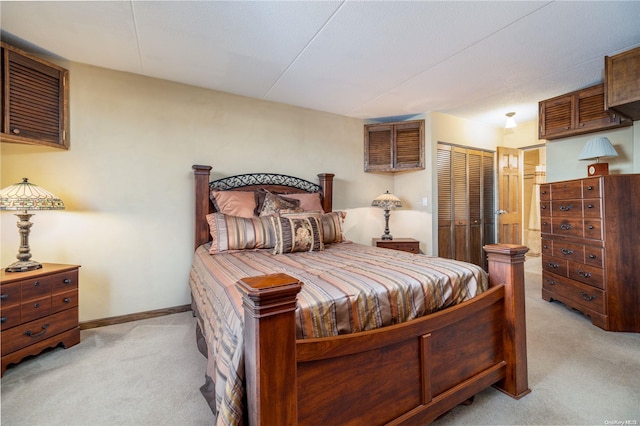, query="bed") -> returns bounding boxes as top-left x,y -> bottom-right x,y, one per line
190,164 -> 530,425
